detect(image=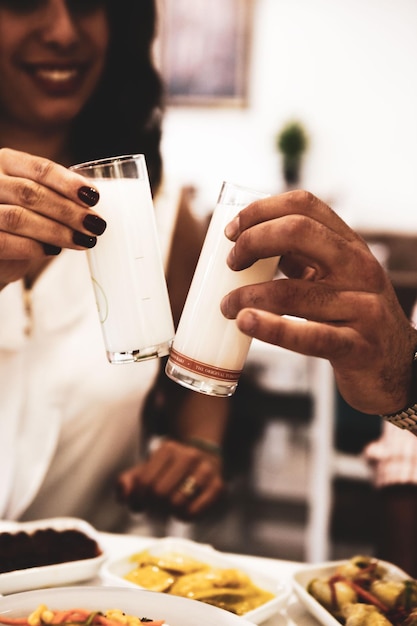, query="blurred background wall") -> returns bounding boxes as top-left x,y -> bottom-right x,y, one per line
159,0 -> 417,233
